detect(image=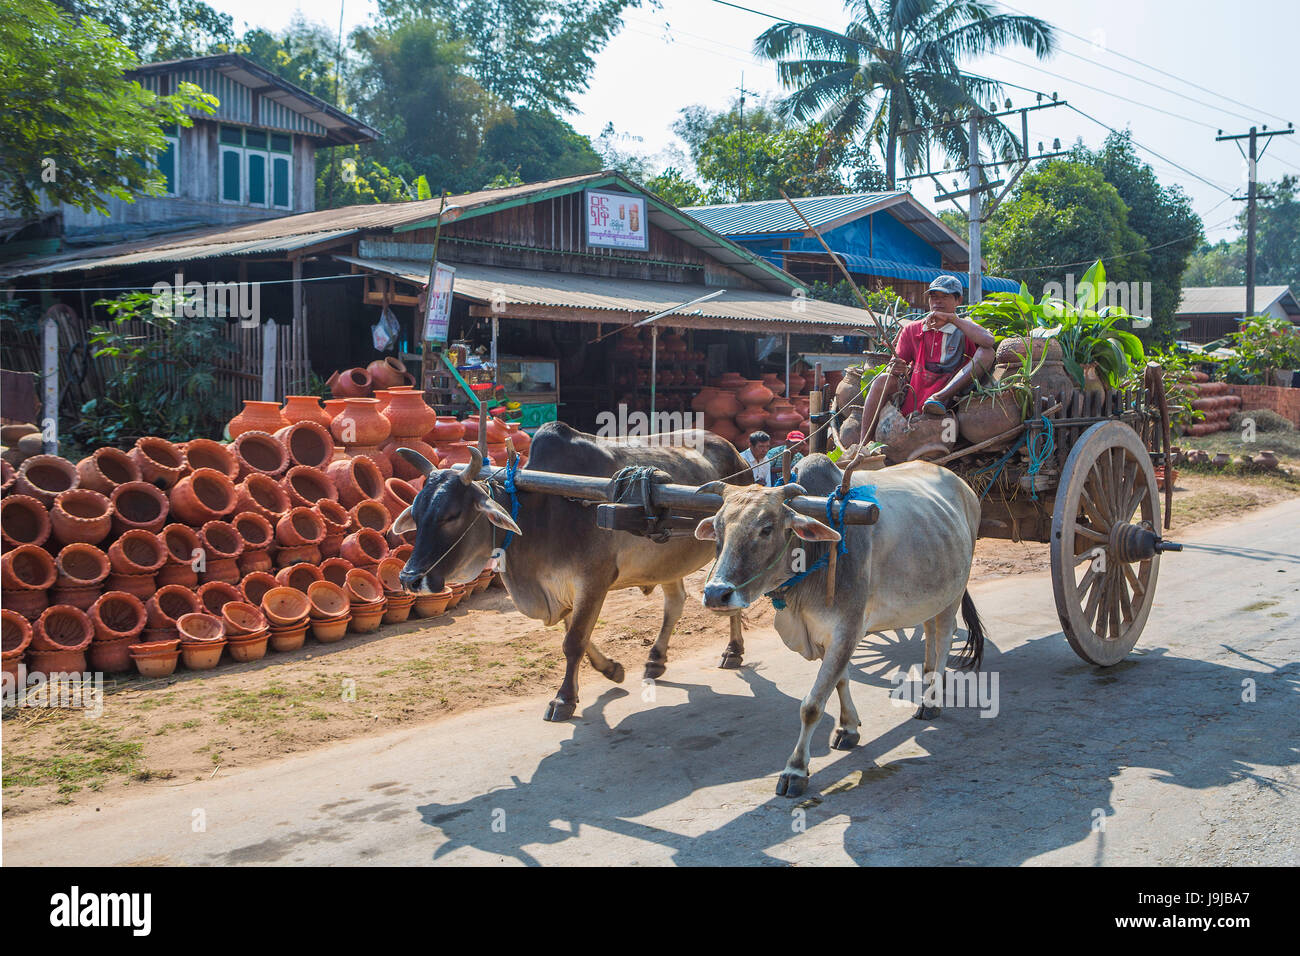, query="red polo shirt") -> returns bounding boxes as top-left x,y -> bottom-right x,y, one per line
893,320 -> 979,415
